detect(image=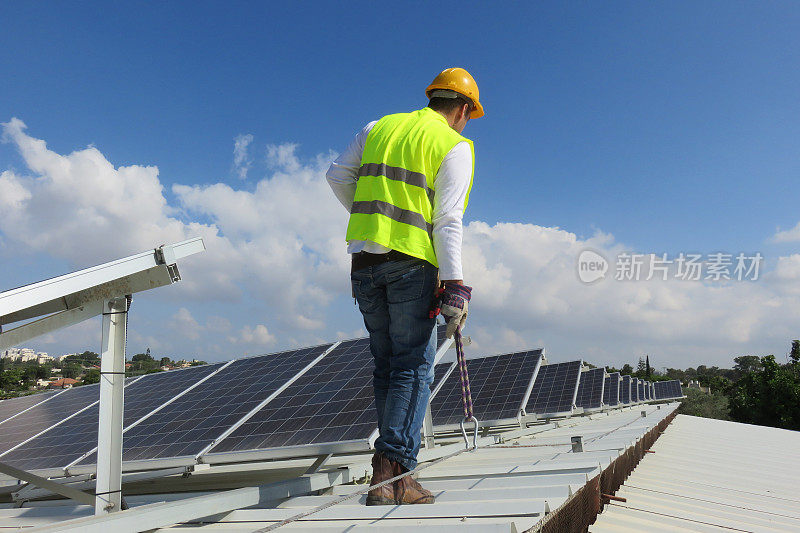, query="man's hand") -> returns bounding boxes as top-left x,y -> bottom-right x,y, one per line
439,281 -> 472,339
